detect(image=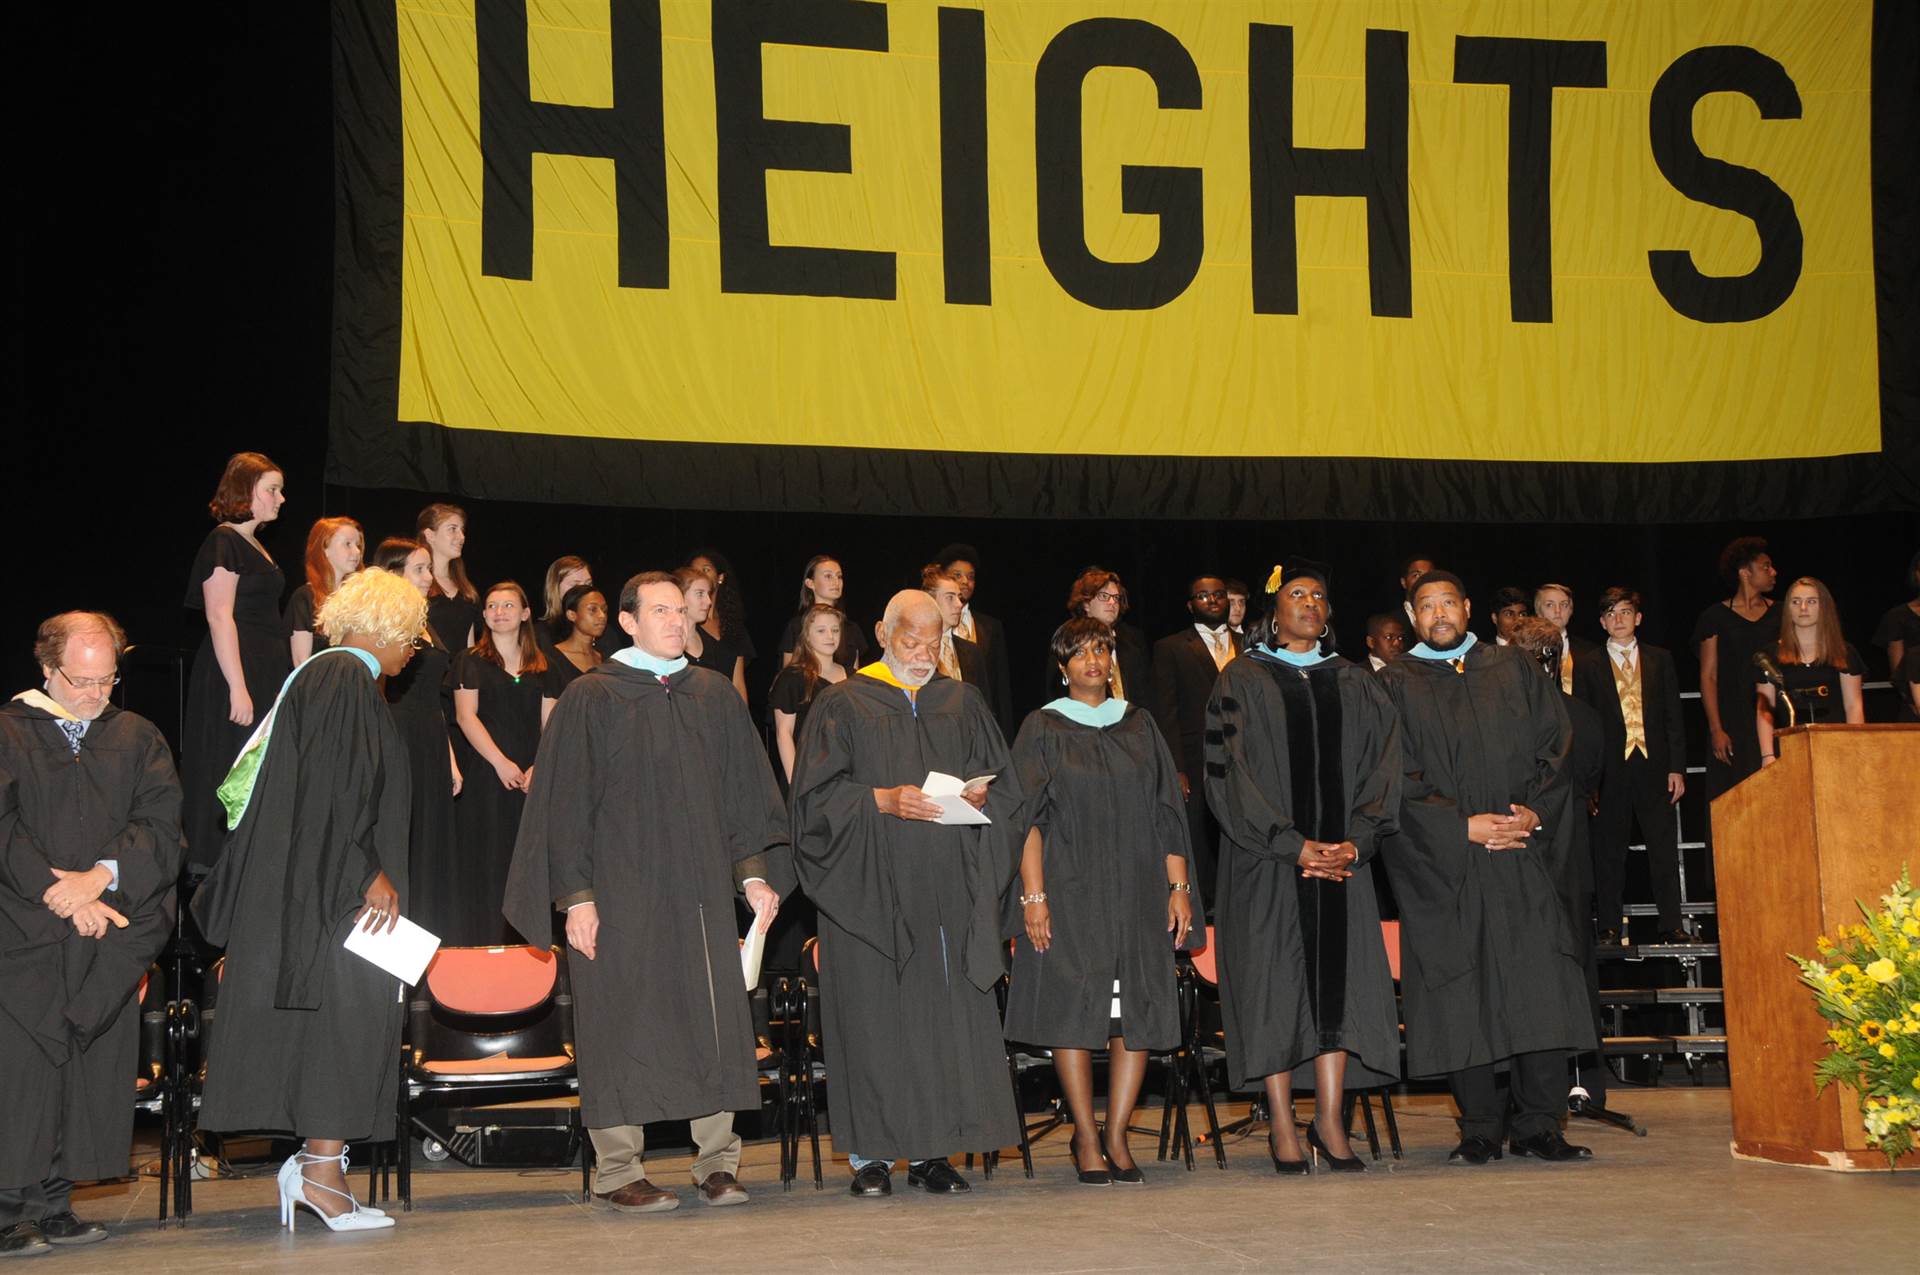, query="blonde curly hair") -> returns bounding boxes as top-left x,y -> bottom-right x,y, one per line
315,567 -> 428,649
